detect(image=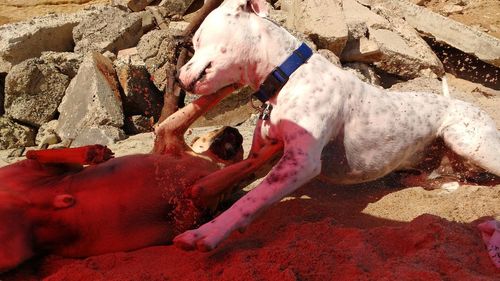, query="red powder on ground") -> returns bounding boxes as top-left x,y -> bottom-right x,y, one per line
2,183 -> 498,280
